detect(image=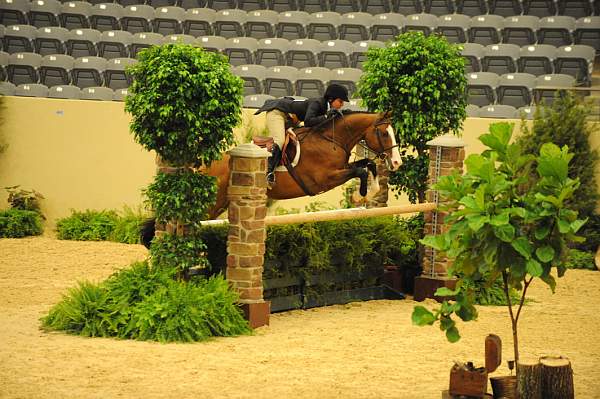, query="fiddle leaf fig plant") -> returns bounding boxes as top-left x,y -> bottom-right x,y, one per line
412,122 -> 587,365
